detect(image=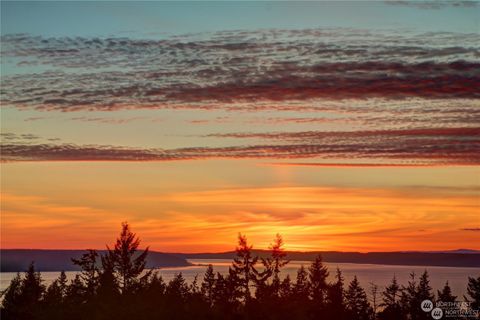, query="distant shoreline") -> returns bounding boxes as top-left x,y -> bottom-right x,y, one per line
1,249 -> 479,272
179,250 -> 480,268
186,260 -> 480,269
